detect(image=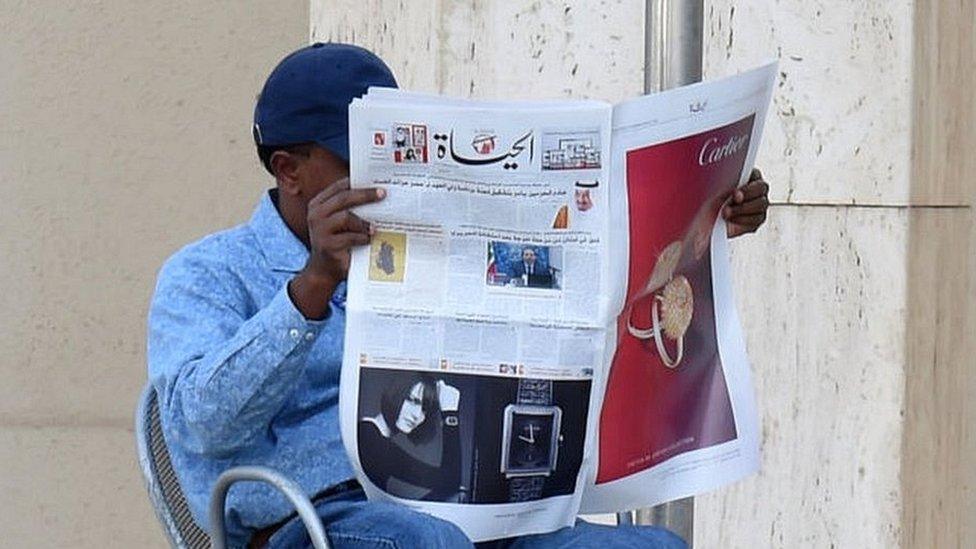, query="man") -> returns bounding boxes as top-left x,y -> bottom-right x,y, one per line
510,247 -> 555,289
148,43 -> 769,549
